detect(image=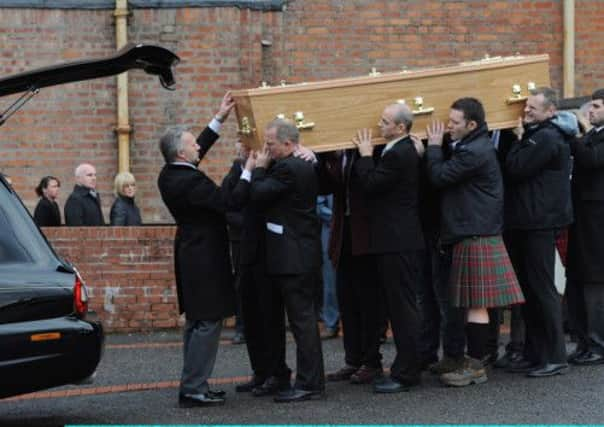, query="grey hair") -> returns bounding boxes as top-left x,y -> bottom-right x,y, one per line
388,103 -> 414,132
530,87 -> 558,110
159,126 -> 189,163
266,118 -> 299,145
